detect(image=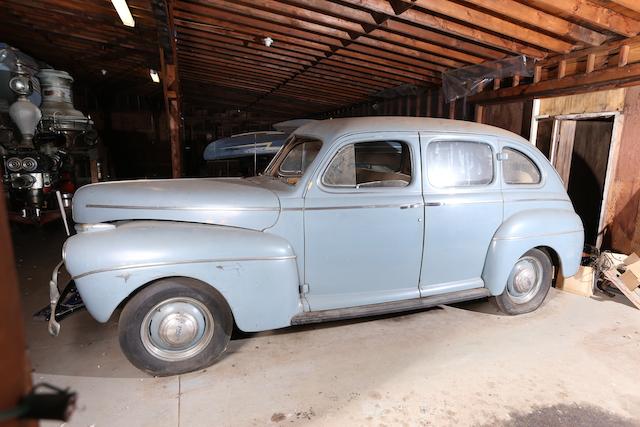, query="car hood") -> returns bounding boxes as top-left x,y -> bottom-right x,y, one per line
72,178 -> 280,230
